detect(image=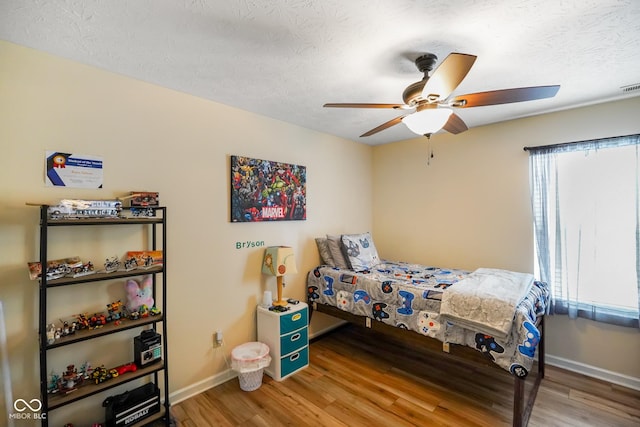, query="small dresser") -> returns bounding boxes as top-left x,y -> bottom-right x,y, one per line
257,302 -> 309,381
